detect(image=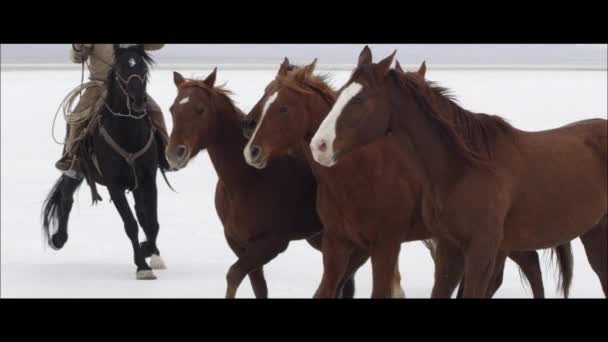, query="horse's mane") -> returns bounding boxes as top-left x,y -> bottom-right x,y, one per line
389,69 -> 513,166
178,78 -> 242,116
273,66 -> 337,105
